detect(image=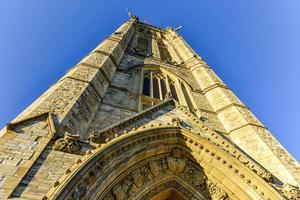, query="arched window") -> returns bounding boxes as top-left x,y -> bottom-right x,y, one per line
181,83 -> 194,109
142,71 -> 167,101
153,77 -> 160,99
141,69 -> 196,111
160,79 -> 167,98
143,77 -> 150,96
169,82 -> 179,101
